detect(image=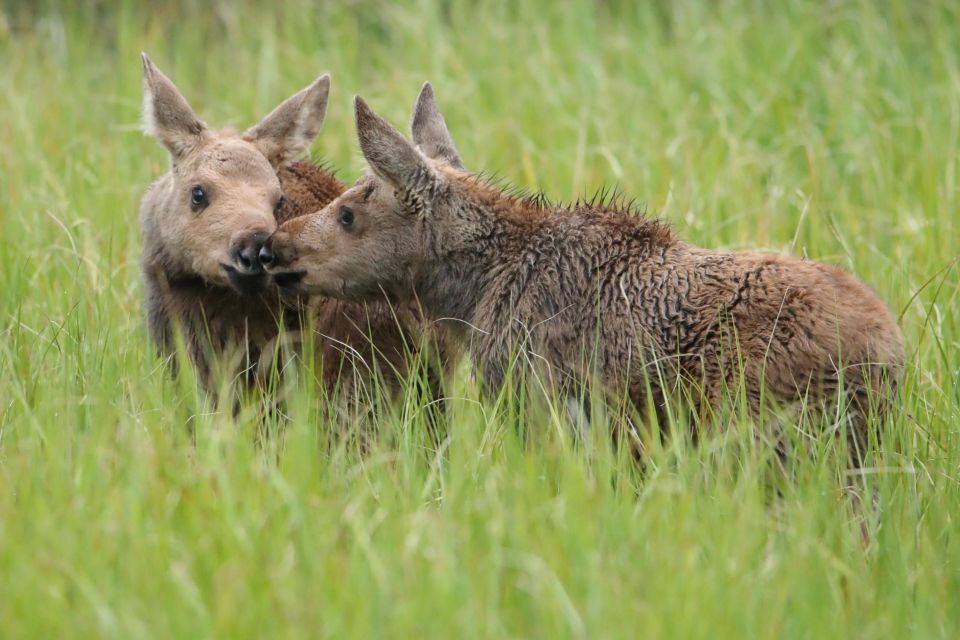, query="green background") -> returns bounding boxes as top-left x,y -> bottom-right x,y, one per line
0,1 -> 957,637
